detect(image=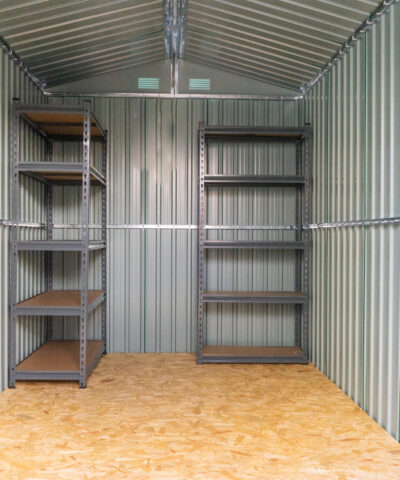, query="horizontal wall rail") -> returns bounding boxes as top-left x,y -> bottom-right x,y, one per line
3,218 -> 400,230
